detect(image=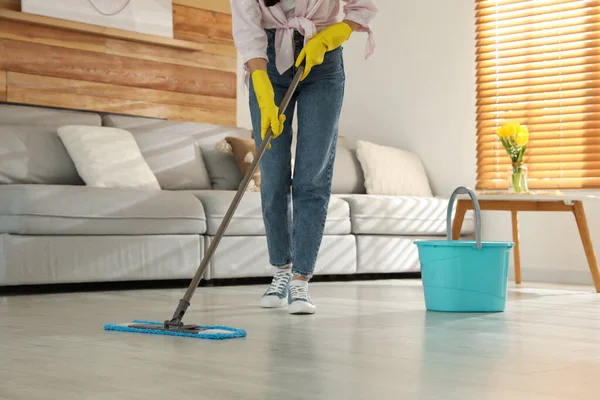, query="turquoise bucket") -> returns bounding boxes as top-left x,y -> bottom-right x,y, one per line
415,187 -> 514,313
